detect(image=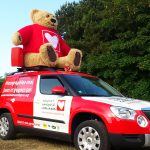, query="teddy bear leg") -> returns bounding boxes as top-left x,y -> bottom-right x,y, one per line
74,50 -> 82,67
24,53 -> 45,67
56,56 -> 68,69
67,48 -> 82,71
46,46 -> 57,62
39,43 -> 57,67
56,49 -> 82,71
